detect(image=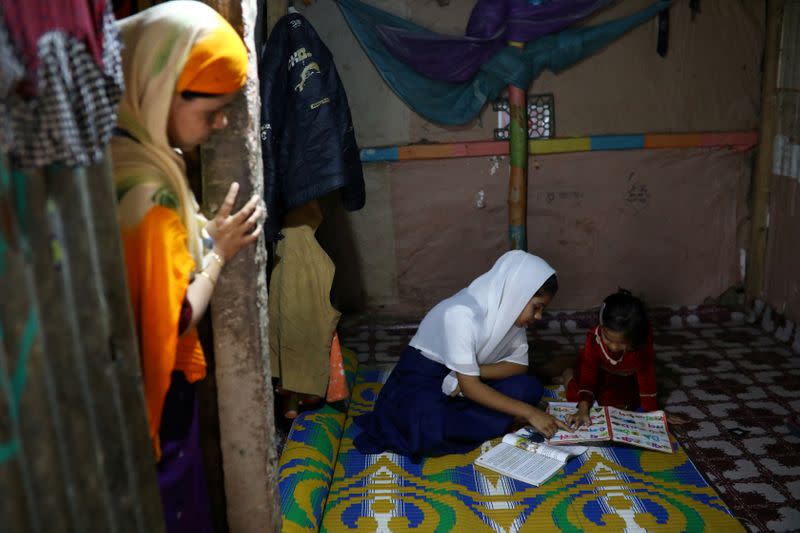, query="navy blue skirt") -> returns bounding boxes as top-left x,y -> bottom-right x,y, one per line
354,346 -> 543,461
